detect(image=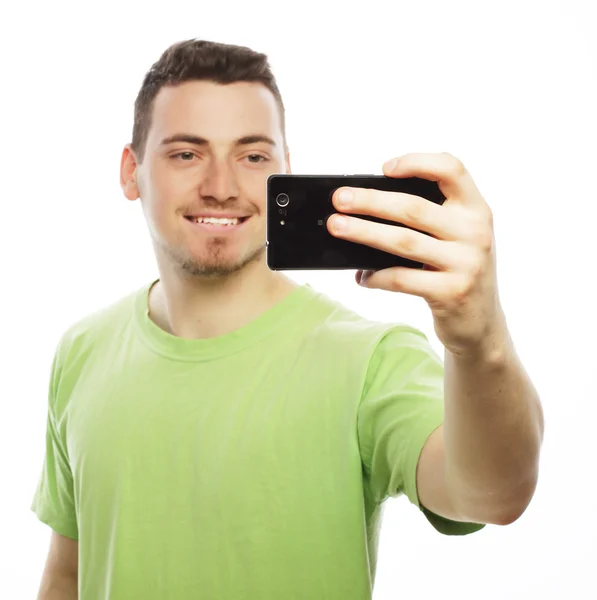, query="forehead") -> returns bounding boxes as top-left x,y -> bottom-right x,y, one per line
148,80 -> 283,146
